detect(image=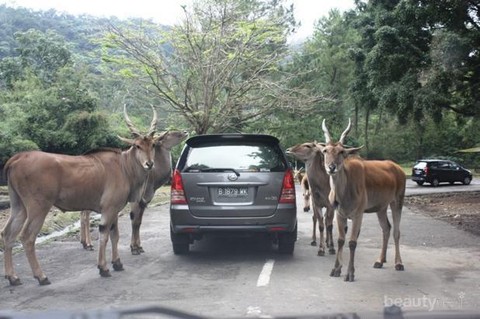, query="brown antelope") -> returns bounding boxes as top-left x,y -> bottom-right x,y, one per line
293,168 -> 310,212
318,119 -> 405,282
80,130 -> 189,254
1,106 -> 158,286
287,143 -> 335,256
